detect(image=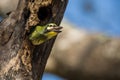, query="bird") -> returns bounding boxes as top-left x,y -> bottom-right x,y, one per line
29,23 -> 63,45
